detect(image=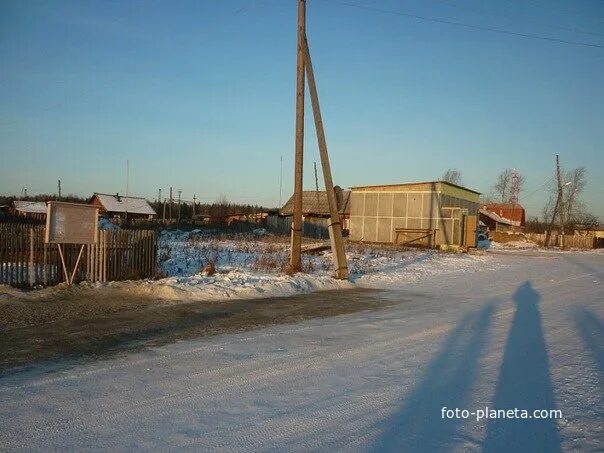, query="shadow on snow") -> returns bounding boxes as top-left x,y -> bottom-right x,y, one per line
483,281 -> 561,452
370,281 -> 563,452
369,299 -> 498,452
